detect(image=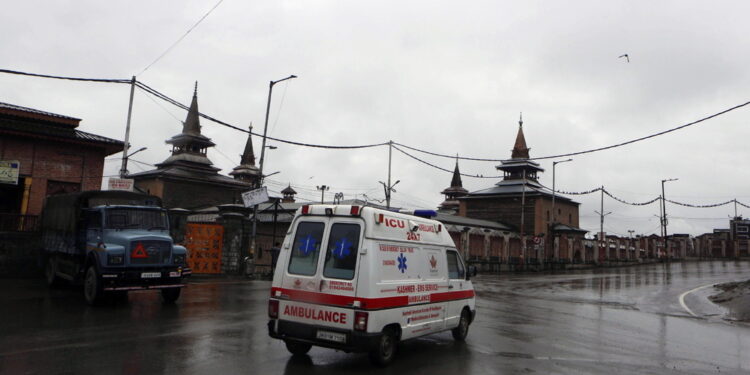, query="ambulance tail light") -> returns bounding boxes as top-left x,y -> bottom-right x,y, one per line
354,311 -> 369,331
350,205 -> 360,216
268,299 -> 280,319
301,205 -> 310,215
